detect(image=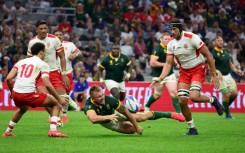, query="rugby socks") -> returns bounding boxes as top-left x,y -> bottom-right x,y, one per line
187,119 -> 195,128
209,97 -> 214,103
228,96 -> 236,106
151,111 -> 171,120
223,101 -> 230,115
172,97 -> 181,113
145,95 -> 156,108
5,121 -> 16,134
50,116 -> 59,130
